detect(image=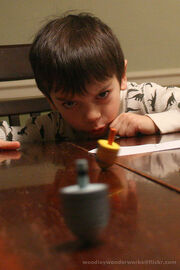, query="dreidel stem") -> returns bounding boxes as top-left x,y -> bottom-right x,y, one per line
108,128 -> 116,145
76,159 -> 89,188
